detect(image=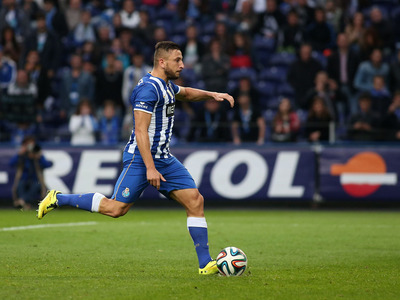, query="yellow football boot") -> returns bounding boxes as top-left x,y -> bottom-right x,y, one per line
199,260 -> 219,275
37,190 -> 61,219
